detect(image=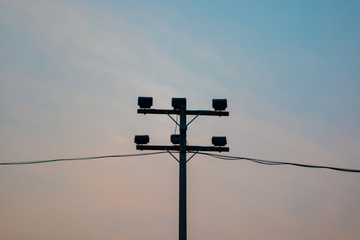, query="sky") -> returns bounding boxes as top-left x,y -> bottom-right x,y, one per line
0,0 -> 359,239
